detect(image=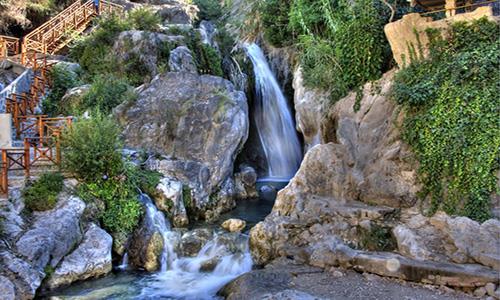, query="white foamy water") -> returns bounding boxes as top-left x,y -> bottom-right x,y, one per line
137,194 -> 252,299
245,43 -> 302,180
